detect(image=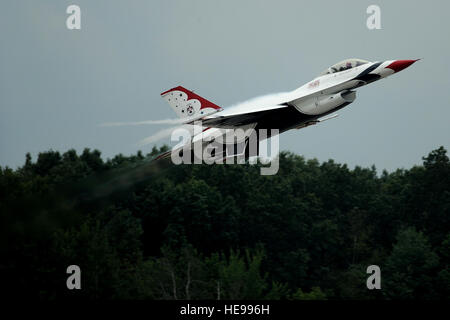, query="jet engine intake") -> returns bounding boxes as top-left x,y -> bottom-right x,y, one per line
294,91 -> 356,115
